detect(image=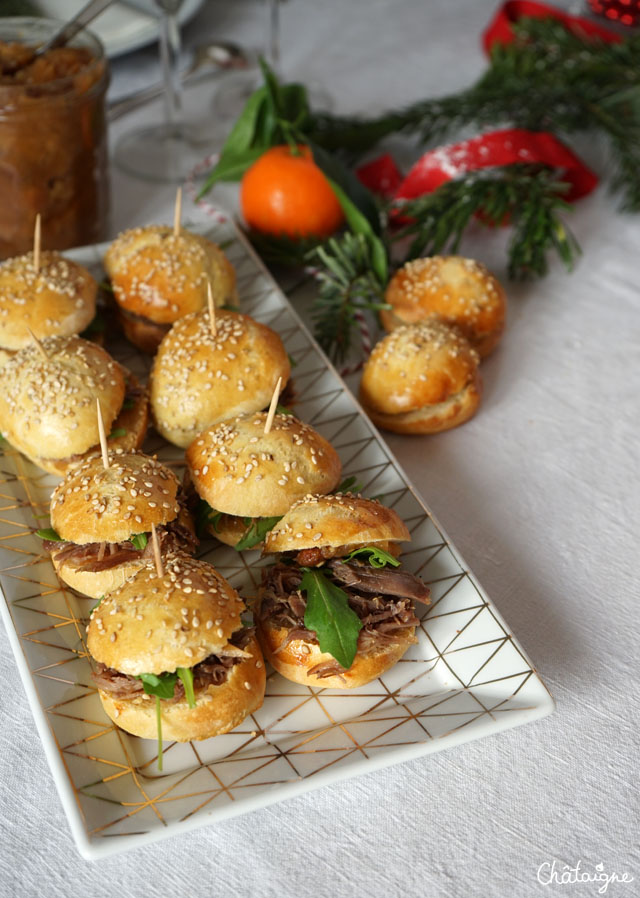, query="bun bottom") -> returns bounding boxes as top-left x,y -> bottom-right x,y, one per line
97,636 -> 266,742
117,307 -> 170,355
361,375 -> 481,435
256,616 -> 415,689
209,514 -> 252,548
52,553 -> 146,599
